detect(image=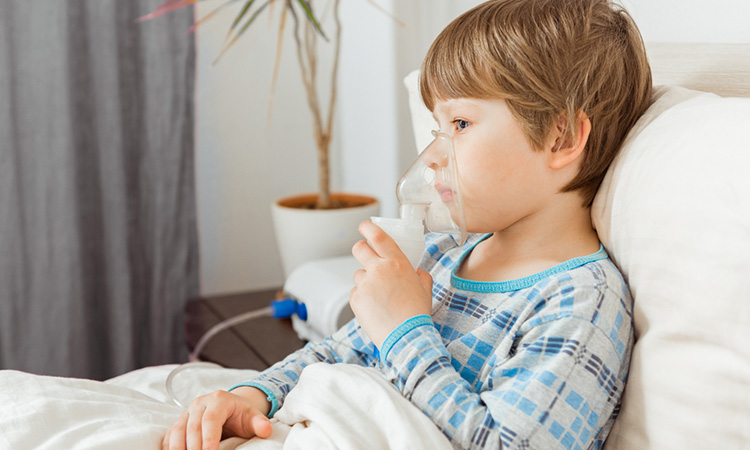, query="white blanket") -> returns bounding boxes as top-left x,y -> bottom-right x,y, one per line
0,363 -> 452,450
